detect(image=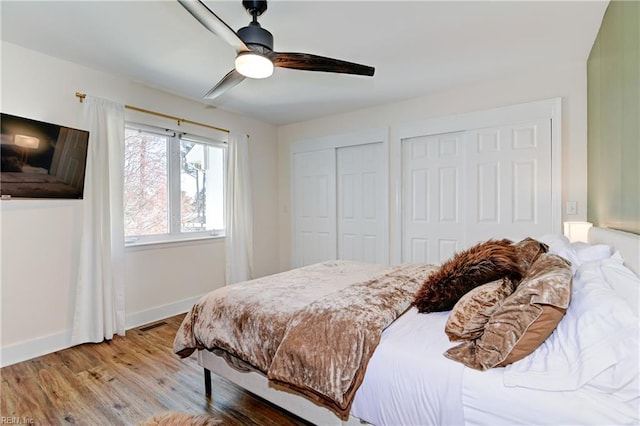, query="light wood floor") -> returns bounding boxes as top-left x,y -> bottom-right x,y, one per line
0,314 -> 311,425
